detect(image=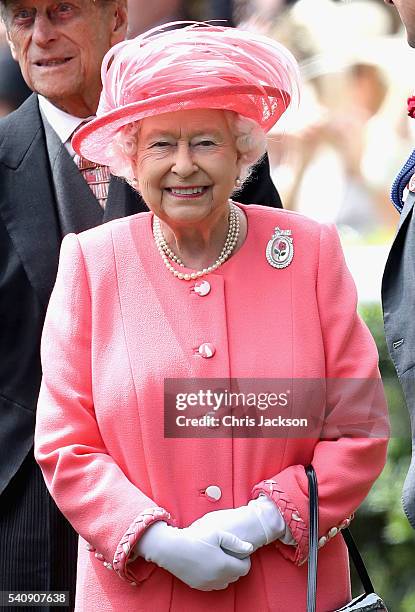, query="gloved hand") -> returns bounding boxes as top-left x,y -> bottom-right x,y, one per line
135,520 -> 253,591
188,495 -> 288,556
